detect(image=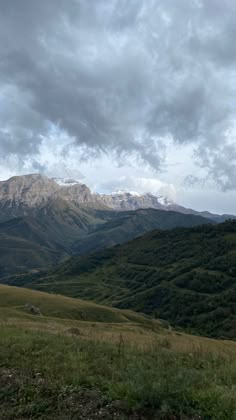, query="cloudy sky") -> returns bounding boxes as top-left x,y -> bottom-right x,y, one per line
0,0 -> 236,214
